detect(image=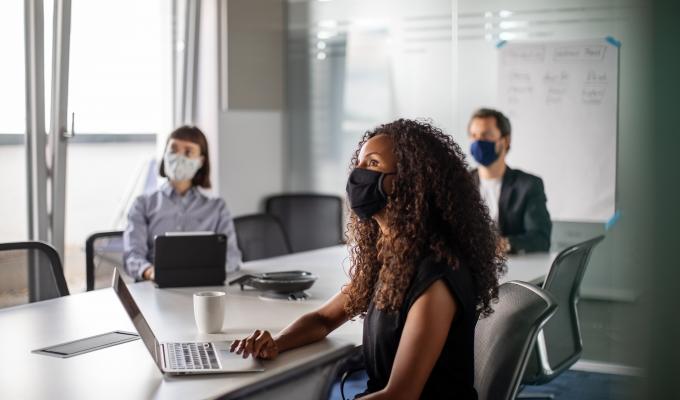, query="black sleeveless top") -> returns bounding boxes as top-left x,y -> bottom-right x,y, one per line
359,257 -> 479,399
